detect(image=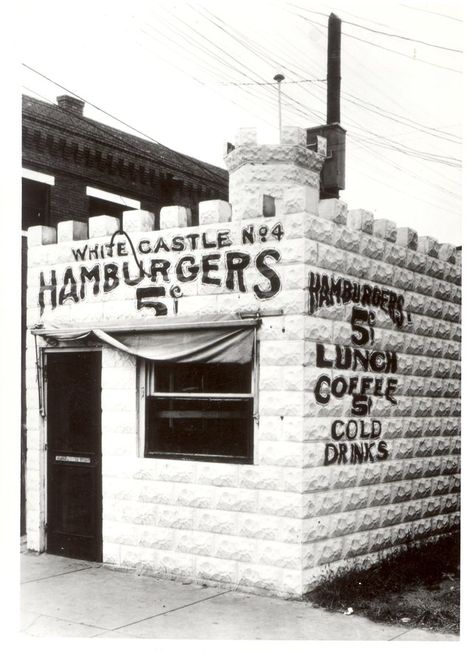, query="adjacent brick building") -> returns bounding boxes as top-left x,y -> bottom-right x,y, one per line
25,127 -> 460,597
